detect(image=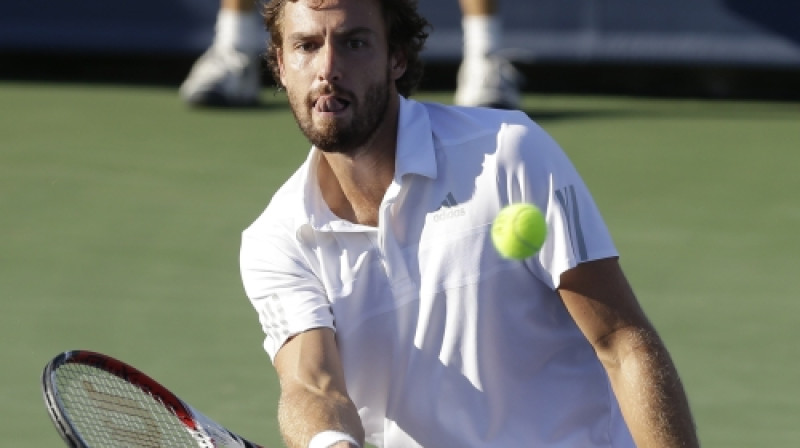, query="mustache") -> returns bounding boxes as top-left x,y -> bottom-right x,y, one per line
308,83 -> 354,103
